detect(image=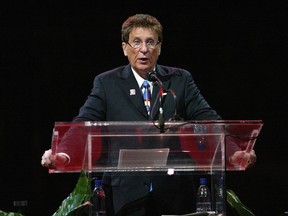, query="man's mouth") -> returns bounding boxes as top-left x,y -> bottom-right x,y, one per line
138,57 -> 149,62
